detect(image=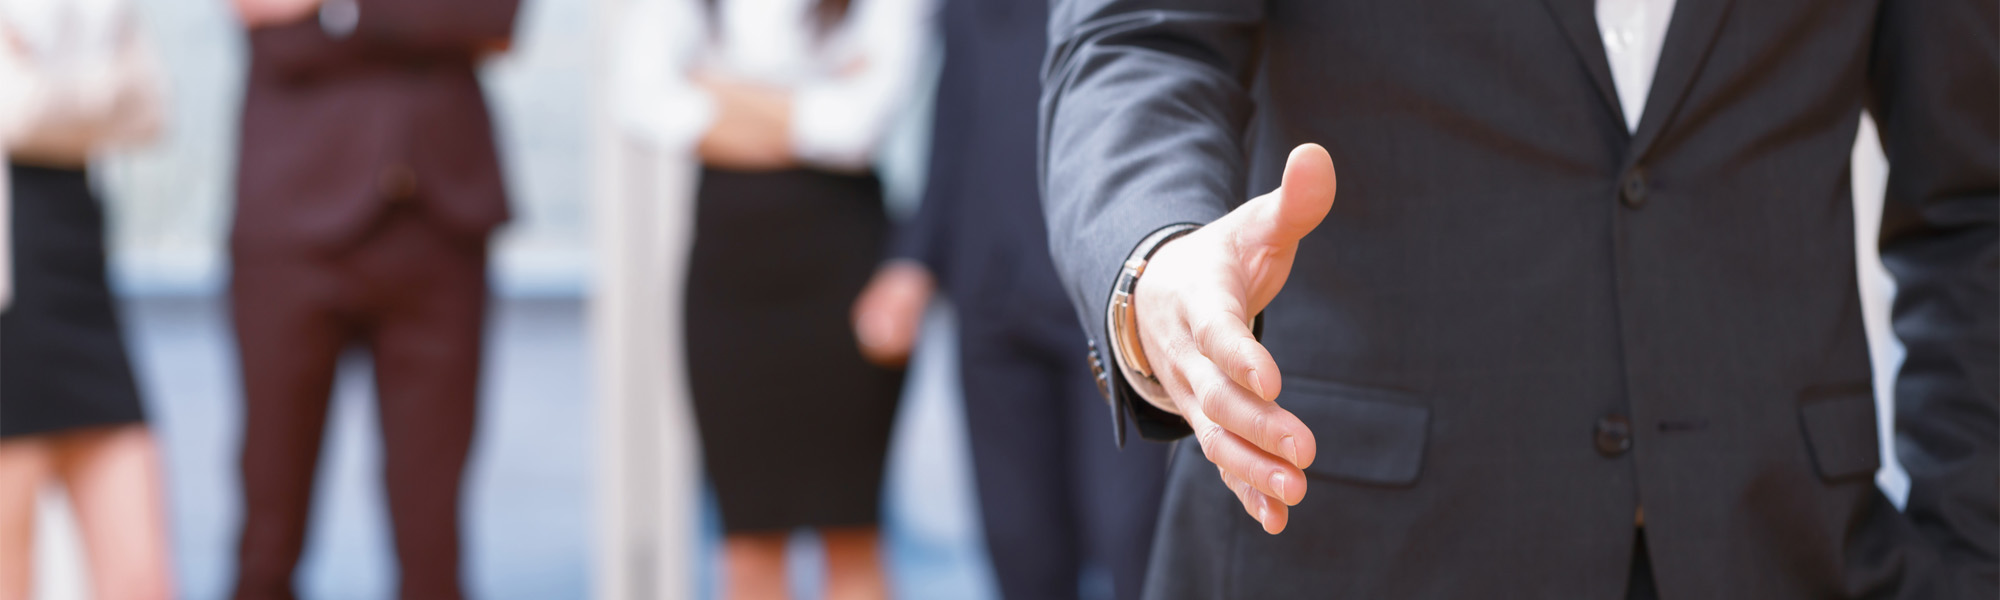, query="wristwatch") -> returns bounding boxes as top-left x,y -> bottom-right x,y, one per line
1106,223 -> 1201,383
